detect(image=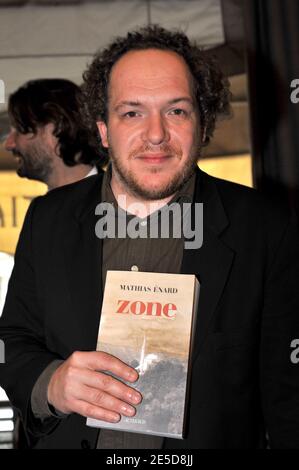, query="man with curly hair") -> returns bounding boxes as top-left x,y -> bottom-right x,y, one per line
5,79 -> 103,190
0,26 -> 299,449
